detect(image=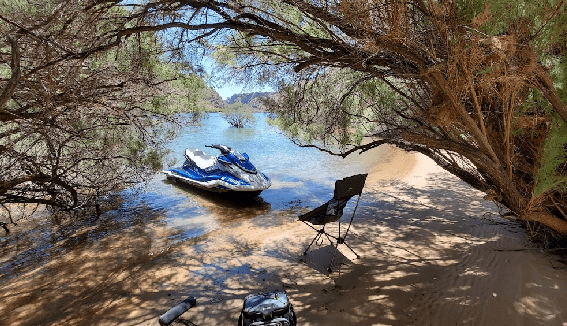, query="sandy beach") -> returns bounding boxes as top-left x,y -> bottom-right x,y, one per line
2,146 -> 567,326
